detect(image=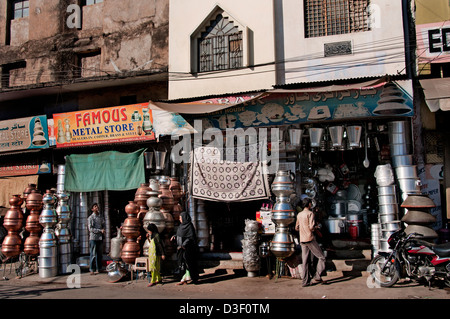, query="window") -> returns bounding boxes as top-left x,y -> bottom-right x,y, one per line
12,0 -> 29,19
304,0 -> 370,38
198,14 -> 243,72
85,0 -> 103,5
